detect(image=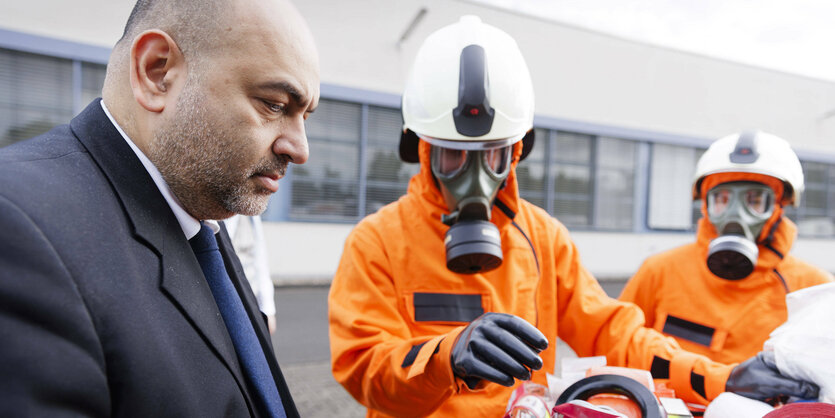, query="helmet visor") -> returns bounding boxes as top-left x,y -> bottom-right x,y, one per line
707,188 -> 733,217
432,147 -> 469,178
483,145 -> 511,177
431,144 -> 512,179
744,188 -> 774,215
707,184 -> 775,217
